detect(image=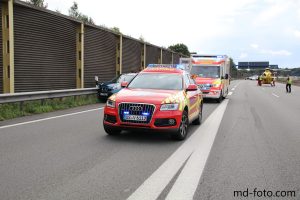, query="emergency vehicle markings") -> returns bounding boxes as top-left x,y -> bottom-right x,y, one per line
127,100 -> 229,200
